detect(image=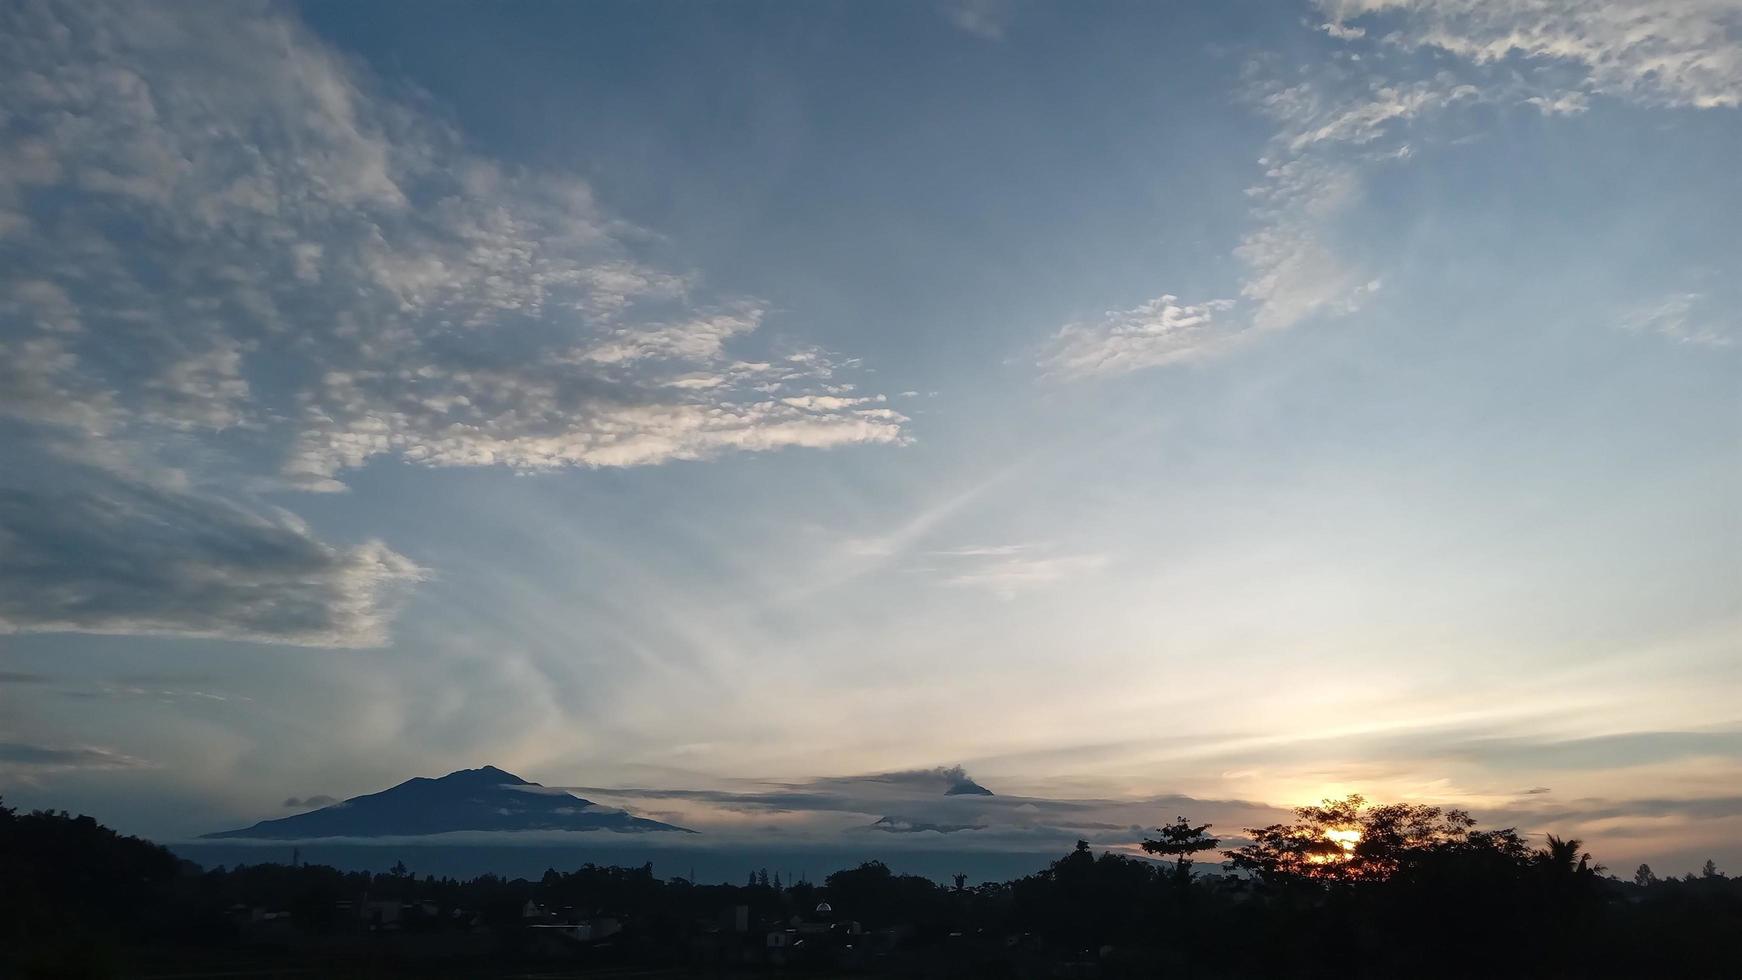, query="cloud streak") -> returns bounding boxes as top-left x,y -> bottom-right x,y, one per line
0,482 -> 421,647
916,544 -> 1109,599
0,740 -> 147,773
1038,296 -> 1239,380
548,768 -> 1287,853
1621,292 -> 1732,348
